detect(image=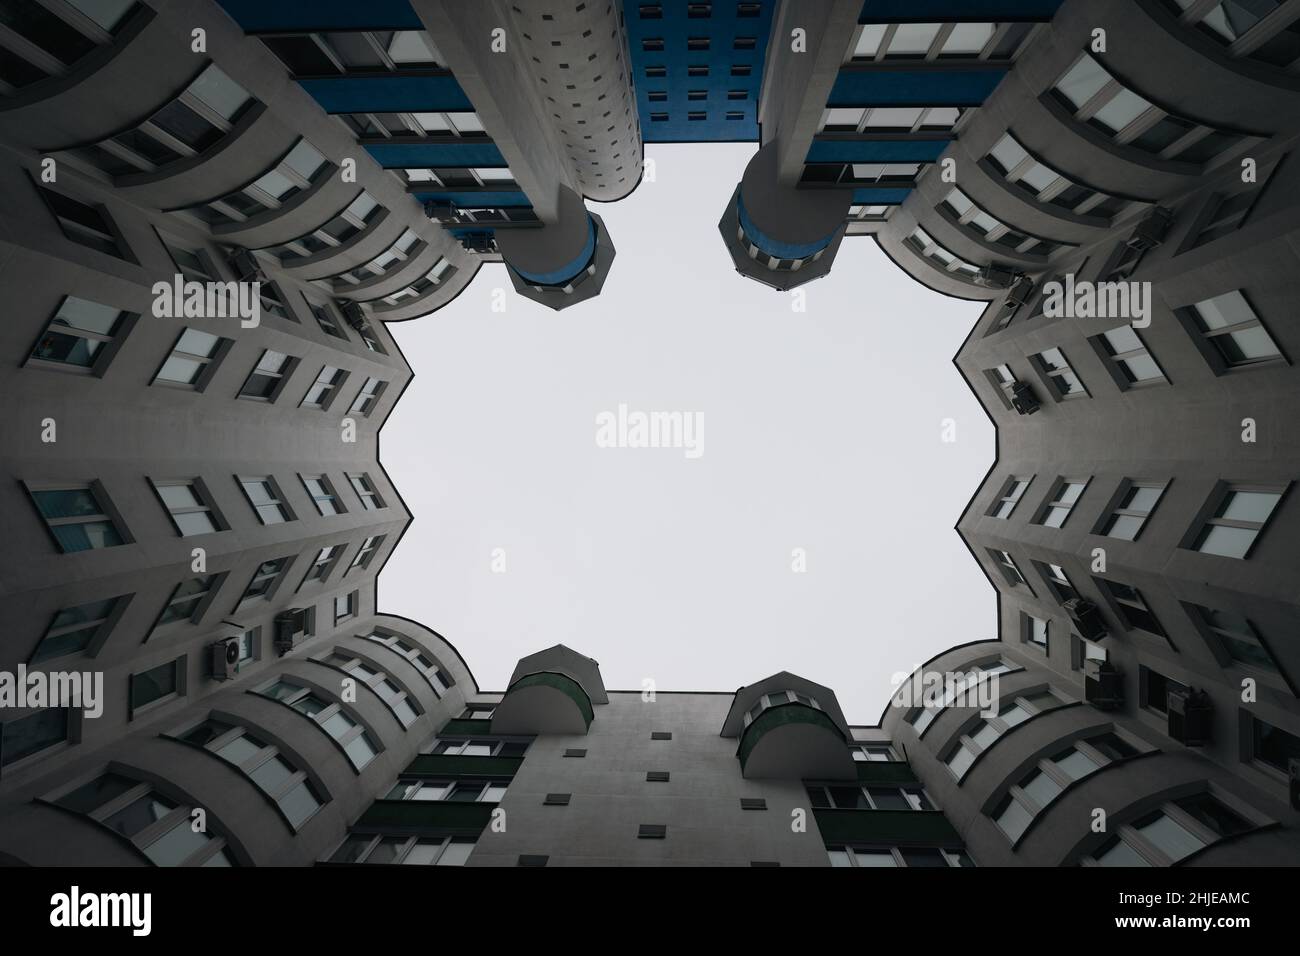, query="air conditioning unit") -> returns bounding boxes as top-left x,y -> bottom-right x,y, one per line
227,249 -> 265,283
975,264 -> 1016,289
423,199 -> 457,222
1002,273 -> 1033,311
210,636 -> 242,680
1084,659 -> 1123,711
1289,759 -> 1298,811
1126,207 -> 1173,251
339,301 -> 367,331
460,232 -> 497,254
1063,598 -> 1108,642
274,608 -> 310,656
1167,687 -> 1212,745
1010,380 -> 1040,416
